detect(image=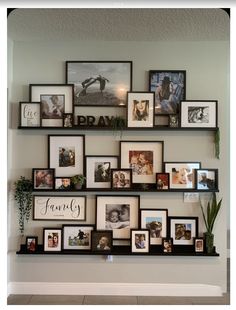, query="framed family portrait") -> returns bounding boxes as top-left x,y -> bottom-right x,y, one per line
33,195 -> 86,221
29,84 -> 74,127
111,169 -> 132,189
164,162 -> 201,190
66,61 -> 132,106
180,100 -> 218,128
43,228 -> 62,252
91,230 -> 112,253
62,225 -> 94,251
156,173 -> 169,190
196,169 -> 218,191
32,168 -> 55,190
26,236 -> 38,253
85,156 -> 118,189
120,141 -> 164,184
168,216 -> 198,246
48,135 -> 85,177
149,70 -> 186,115
55,177 -> 72,190
131,229 -> 150,253
162,238 -> 173,253
127,92 -> 155,128
96,195 -> 140,240
140,209 -> 168,245
19,102 -> 41,127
